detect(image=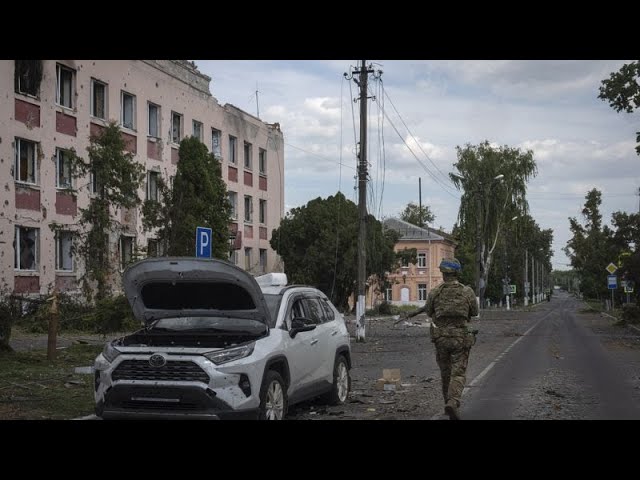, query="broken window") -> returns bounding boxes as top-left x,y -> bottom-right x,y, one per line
15,226 -> 38,271
56,148 -> 72,189
121,91 -> 136,130
418,284 -> 427,301
259,249 -> 267,273
259,148 -> 267,174
193,120 -> 203,142
90,168 -> 101,194
229,135 -> 237,164
15,138 -> 37,184
147,171 -> 159,201
244,195 -> 253,222
228,191 -> 237,219
55,231 -> 74,271
14,60 -> 42,97
259,199 -> 266,224
56,64 -> 74,108
147,239 -> 158,257
244,141 -> 252,169
386,288 -> 392,301
148,102 -> 160,138
91,79 -> 107,119
212,129 -> 221,158
120,235 -> 135,270
171,112 -> 182,143
244,247 -> 252,270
